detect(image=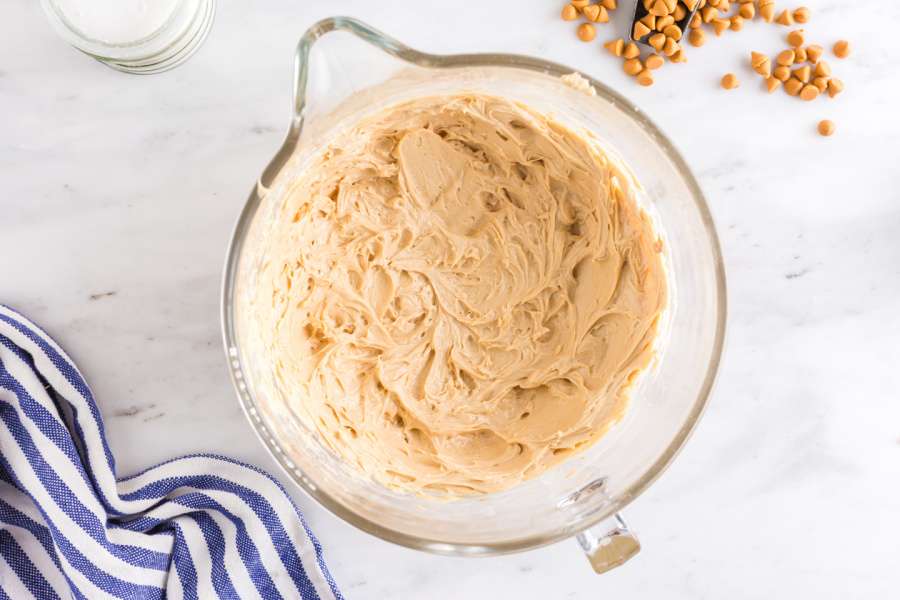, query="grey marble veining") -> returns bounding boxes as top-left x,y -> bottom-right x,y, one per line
2,0 -> 898,598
